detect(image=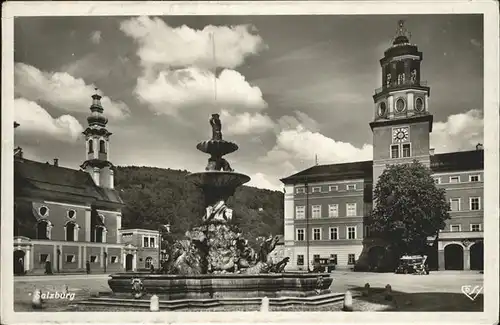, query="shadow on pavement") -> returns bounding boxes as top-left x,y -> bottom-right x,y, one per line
350,287 -> 484,312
